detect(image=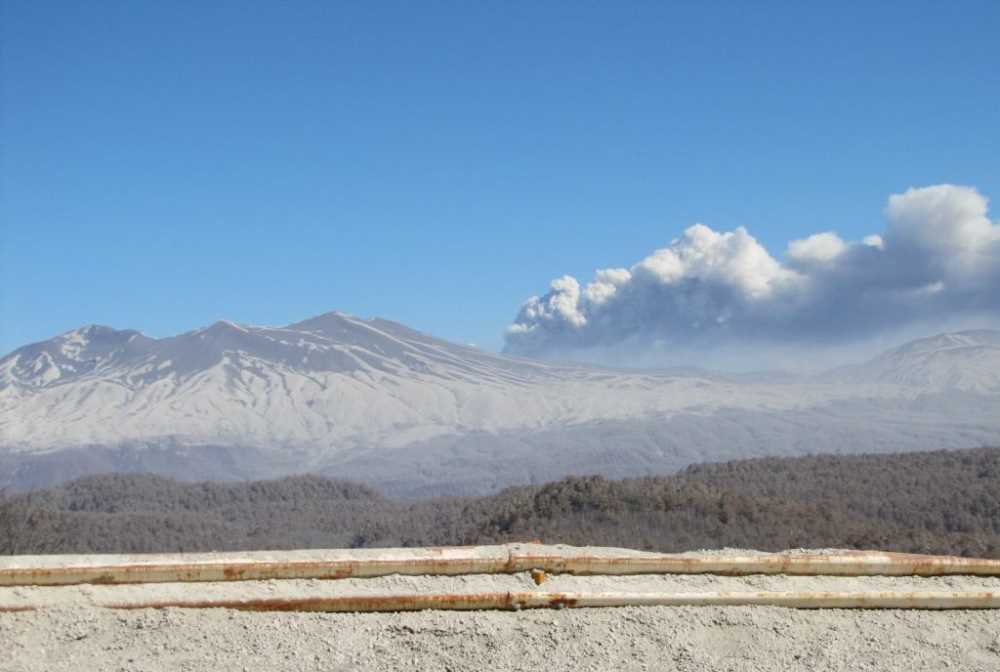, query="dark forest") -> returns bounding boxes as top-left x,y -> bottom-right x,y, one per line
3,447 -> 998,557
